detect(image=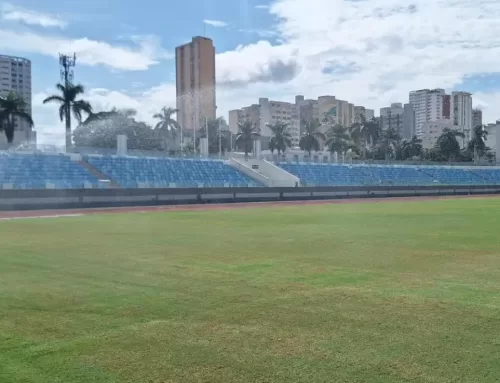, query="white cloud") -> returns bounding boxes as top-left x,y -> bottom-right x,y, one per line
216,40 -> 298,85
1,3 -> 67,28
218,0 -> 500,121
238,28 -> 278,38
0,29 -> 170,70
203,19 -> 228,28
